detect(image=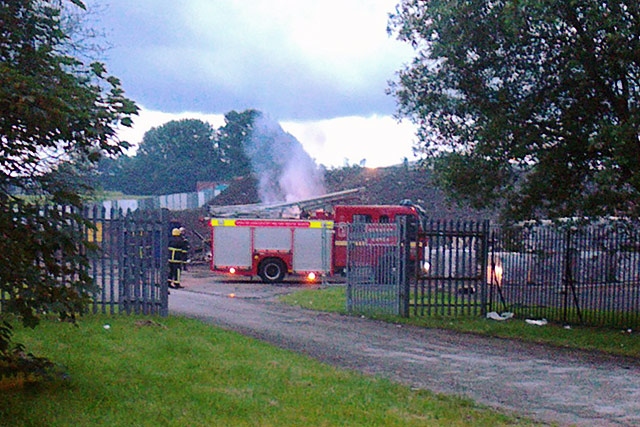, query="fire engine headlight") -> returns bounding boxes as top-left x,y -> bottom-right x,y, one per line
229,267 -> 236,274
307,272 -> 317,281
